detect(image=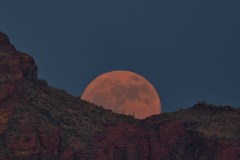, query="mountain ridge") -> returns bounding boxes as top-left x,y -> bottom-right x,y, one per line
0,32 -> 240,160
